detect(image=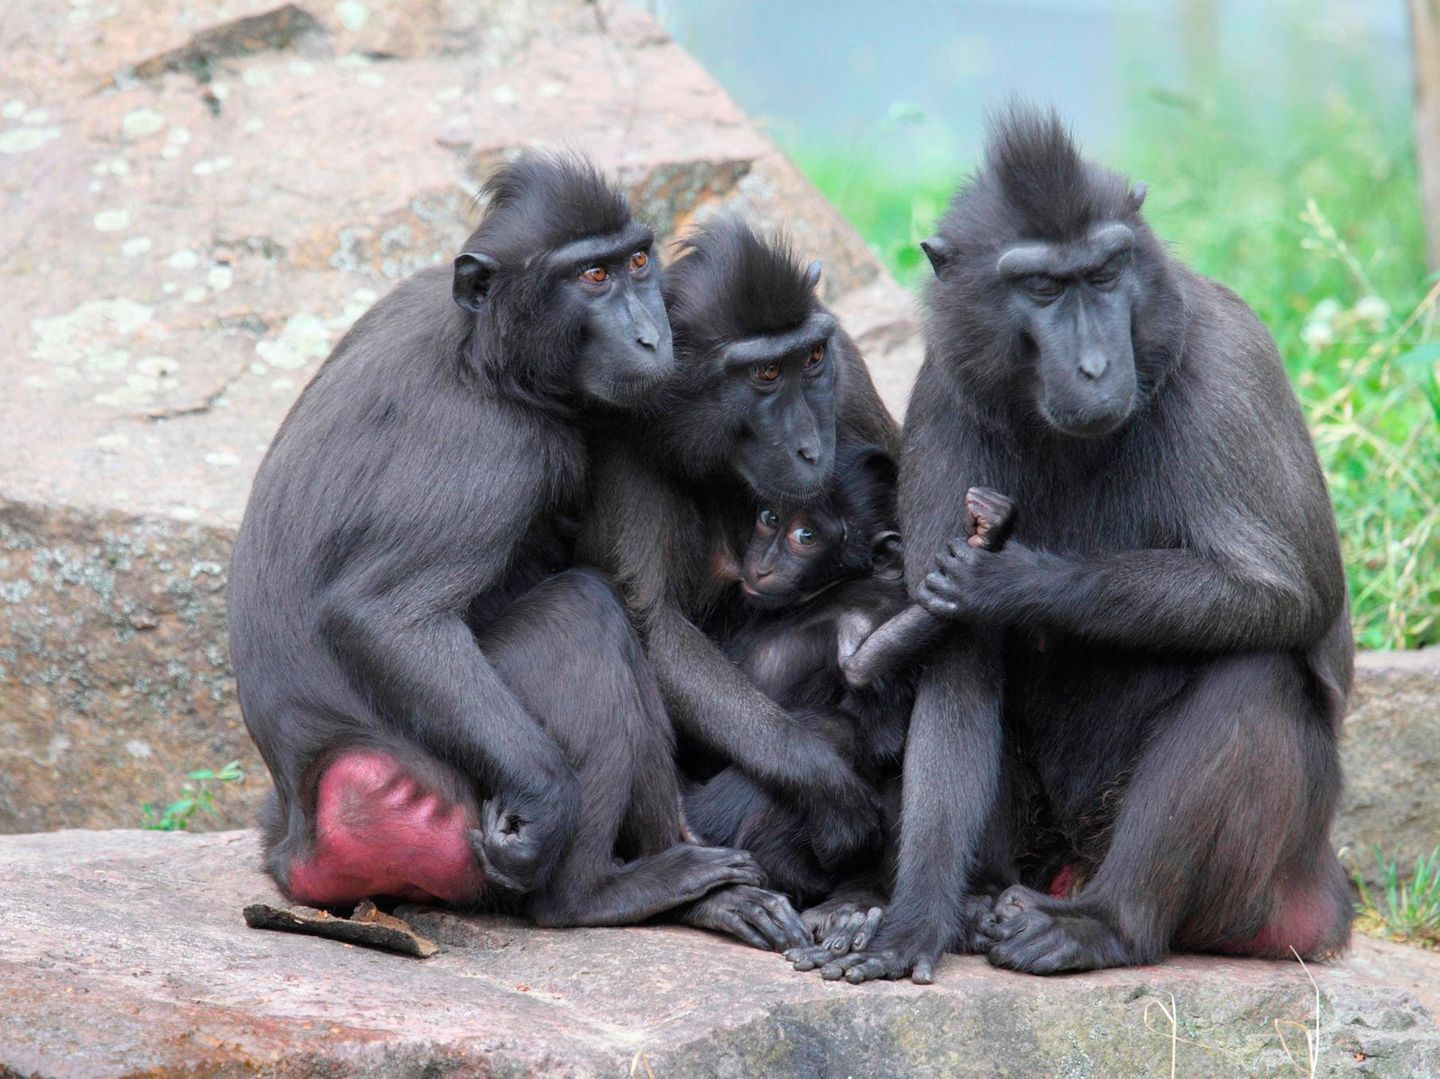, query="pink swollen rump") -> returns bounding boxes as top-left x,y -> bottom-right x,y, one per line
286,751 -> 486,906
